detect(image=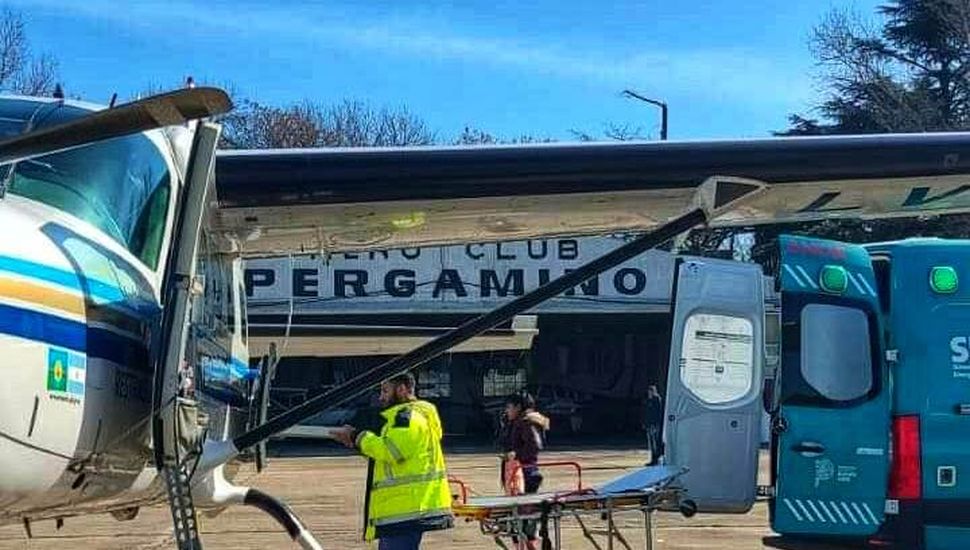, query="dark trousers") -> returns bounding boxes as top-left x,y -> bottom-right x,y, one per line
646,425 -> 662,465
378,531 -> 424,550
521,466 -> 543,541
